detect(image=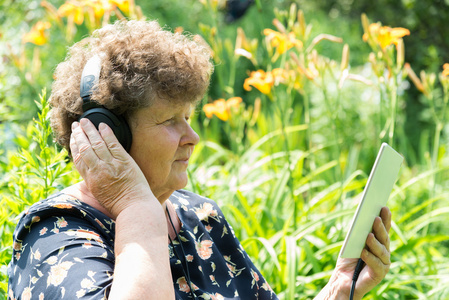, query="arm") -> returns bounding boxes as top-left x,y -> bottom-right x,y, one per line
109,203 -> 173,300
314,207 -> 392,300
70,119 -> 175,299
